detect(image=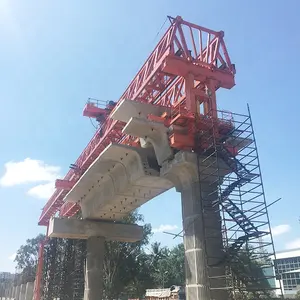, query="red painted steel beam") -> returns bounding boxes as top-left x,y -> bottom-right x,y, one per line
33,239 -> 47,300
55,179 -> 76,190
38,15 -> 235,226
